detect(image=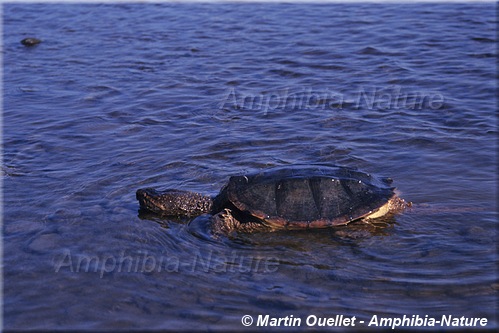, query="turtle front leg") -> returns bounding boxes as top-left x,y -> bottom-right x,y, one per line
211,208 -> 269,236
